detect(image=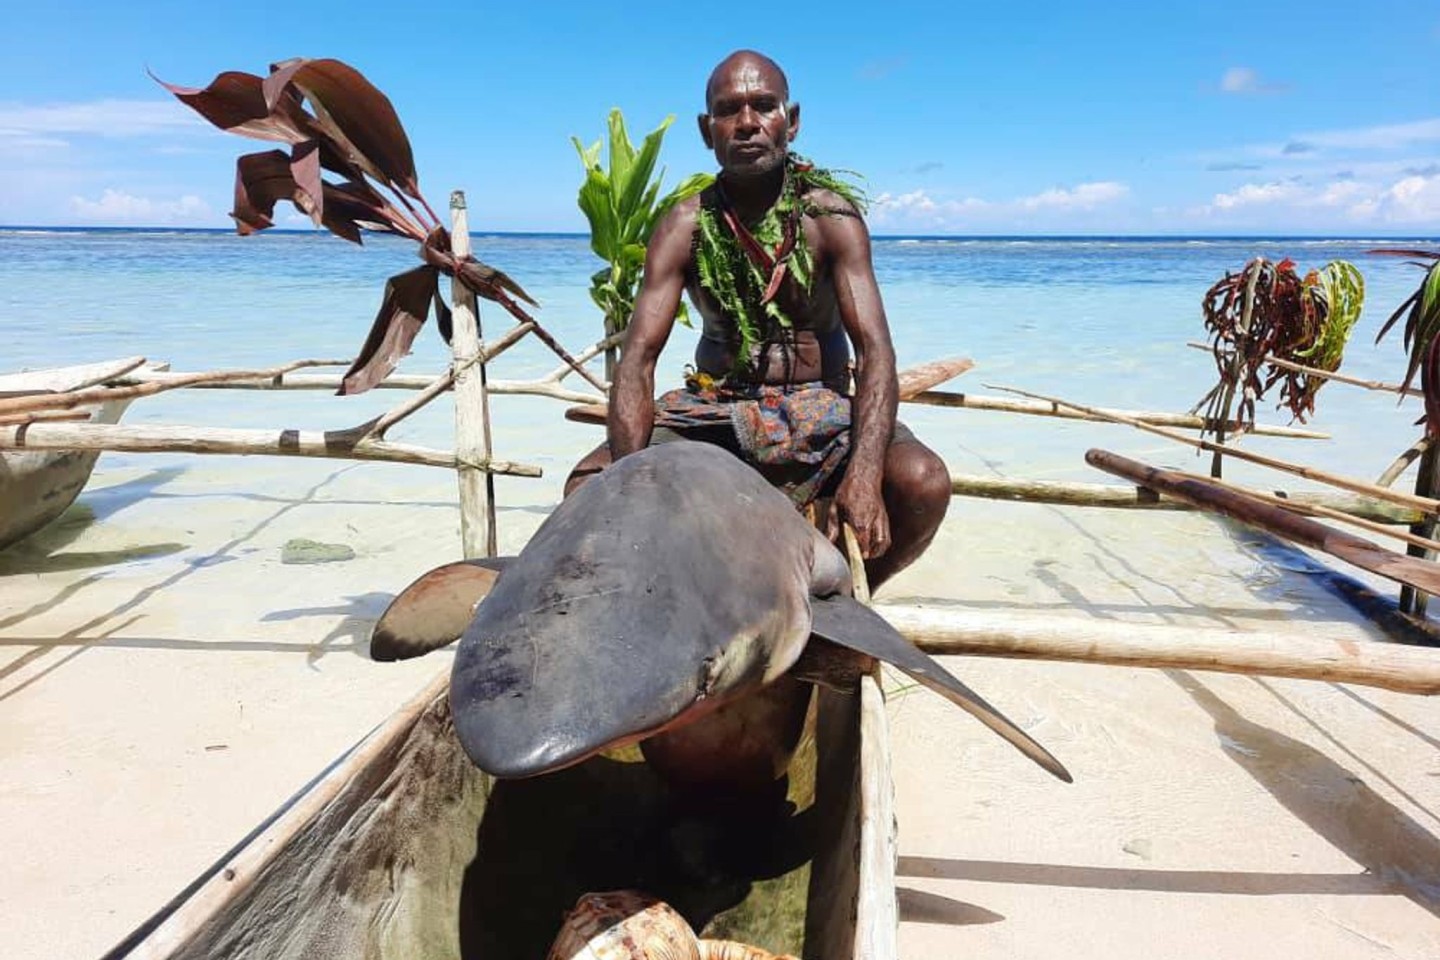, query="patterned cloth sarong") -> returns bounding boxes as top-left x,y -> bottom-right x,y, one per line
654,379 -> 852,508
